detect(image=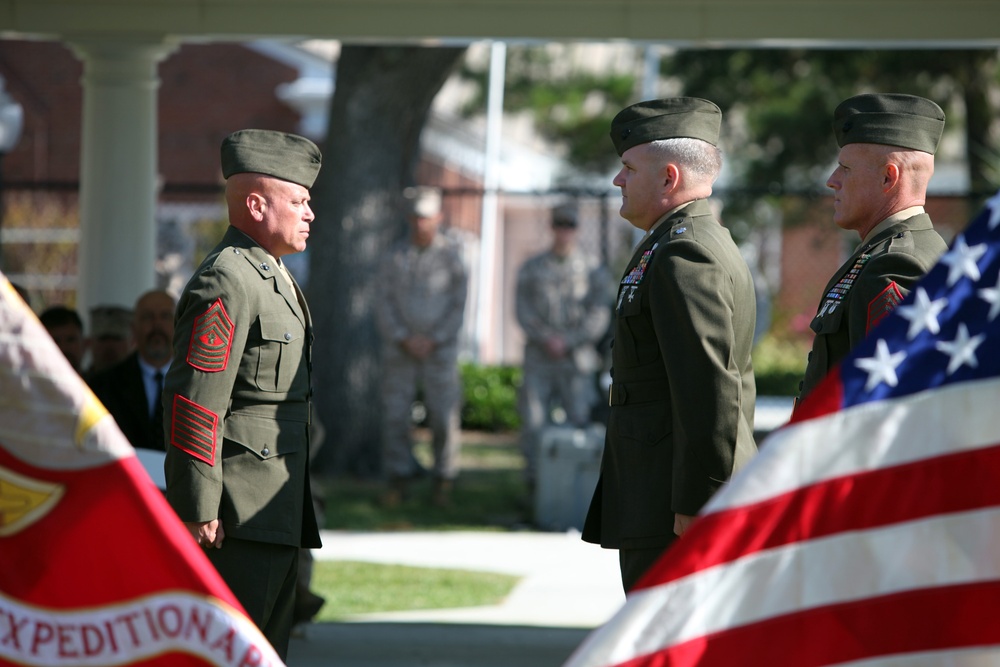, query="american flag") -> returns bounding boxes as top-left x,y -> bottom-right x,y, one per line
564,190 -> 1000,667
